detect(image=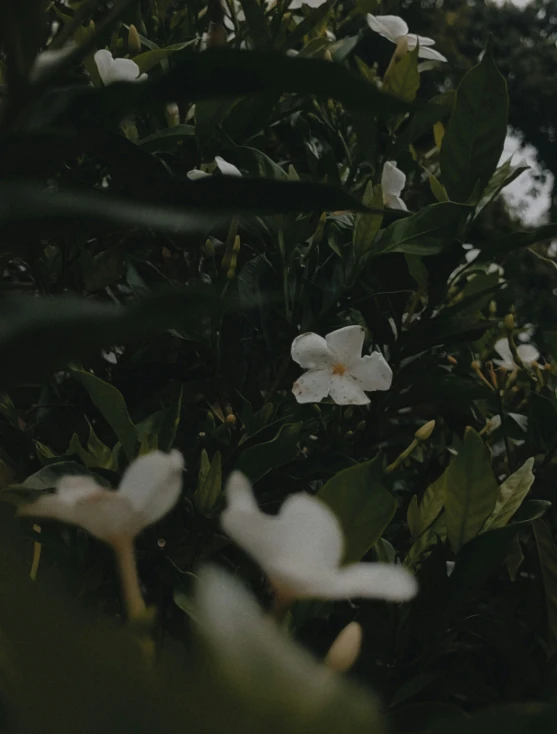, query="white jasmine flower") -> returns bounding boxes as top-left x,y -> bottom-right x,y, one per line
381,161 -> 407,211
221,472 -> 417,602
366,15 -> 447,62
94,49 -> 147,85
291,325 -> 392,405
493,337 -> 539,370
19,451 -> 184,546
187,156 -> 242,181
29,43 -> 76,82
